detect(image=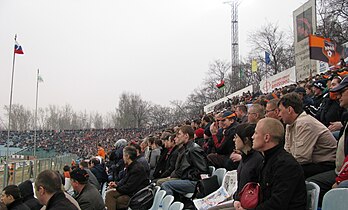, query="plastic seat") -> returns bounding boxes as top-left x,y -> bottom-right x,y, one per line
322,188 -> 348,210
209,166 -> 216,176
160,195 -> 174,210
212,168 -> 227,186
168,201 -> 184,210
101,182 -> 107,201
148,189 -> 166,210
305,181 -> 320,210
